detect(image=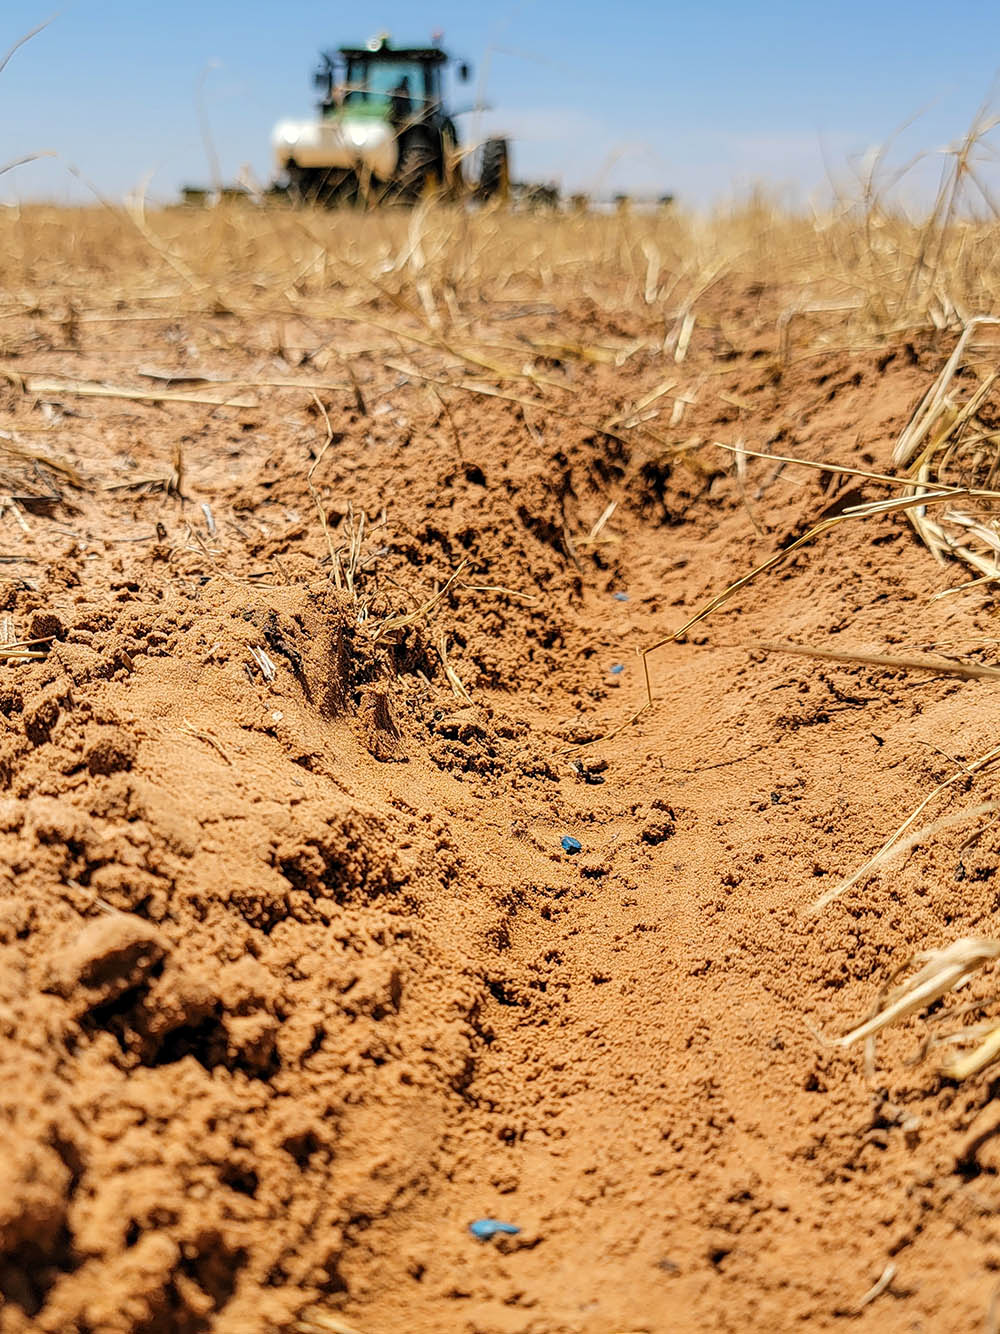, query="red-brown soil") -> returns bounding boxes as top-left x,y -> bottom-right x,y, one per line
3,210 -> 1000,1333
